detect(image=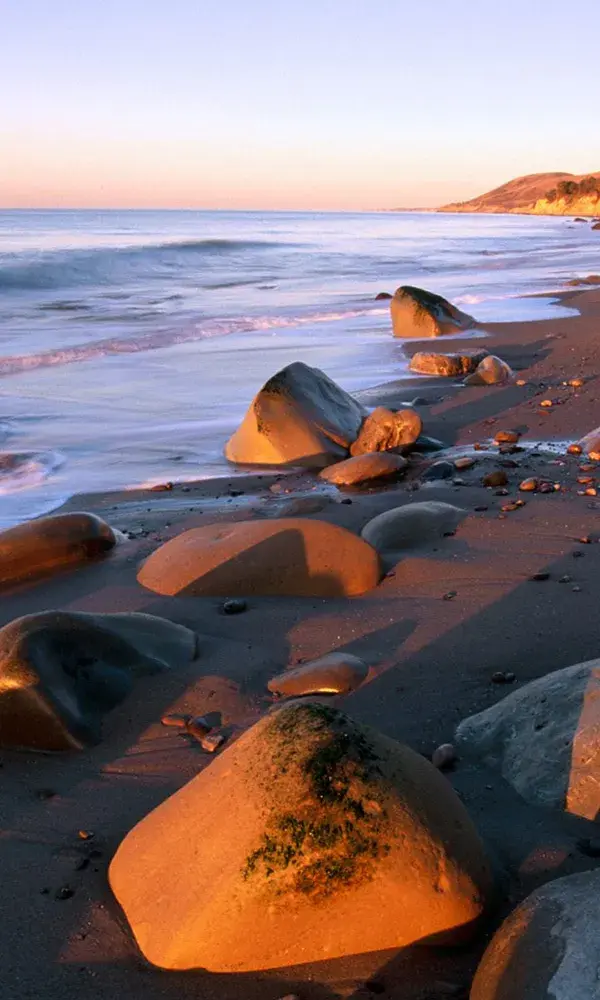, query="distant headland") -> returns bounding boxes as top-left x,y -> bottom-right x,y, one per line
438,171 -> 600,217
